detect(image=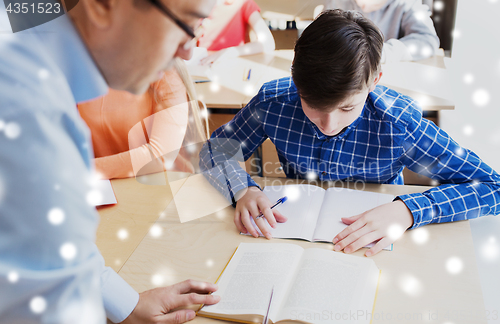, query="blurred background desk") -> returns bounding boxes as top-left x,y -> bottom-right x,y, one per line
97,174 -> 487,324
